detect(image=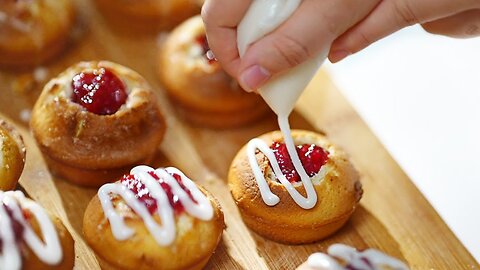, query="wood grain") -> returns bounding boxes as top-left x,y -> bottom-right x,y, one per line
0,0 -> 478,269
